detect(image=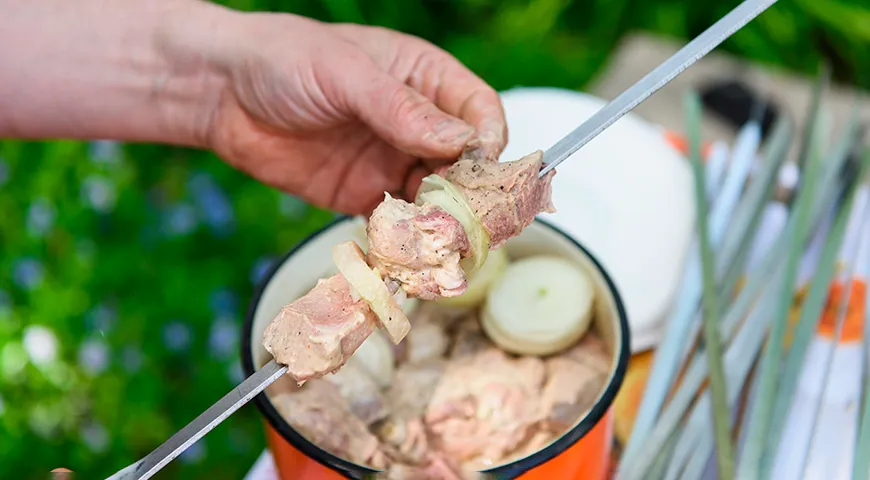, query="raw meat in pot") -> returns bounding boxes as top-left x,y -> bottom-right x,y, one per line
324,361 -> 389,425
538,333 -> 610,431
271,379 -> 389,468
538,357 -> 606,431
449,315 -> 490,359
402,320 -> 450,364
424,348 -> 545,468
377,361 -> 446,462
562,332 -> 612,374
